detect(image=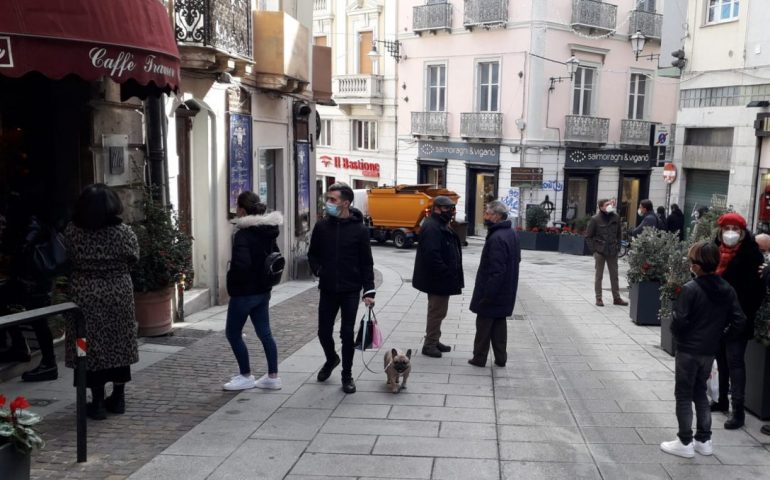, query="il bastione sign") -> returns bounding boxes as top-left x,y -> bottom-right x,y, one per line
418,141 -> 500,164
565,148 -> 652,169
